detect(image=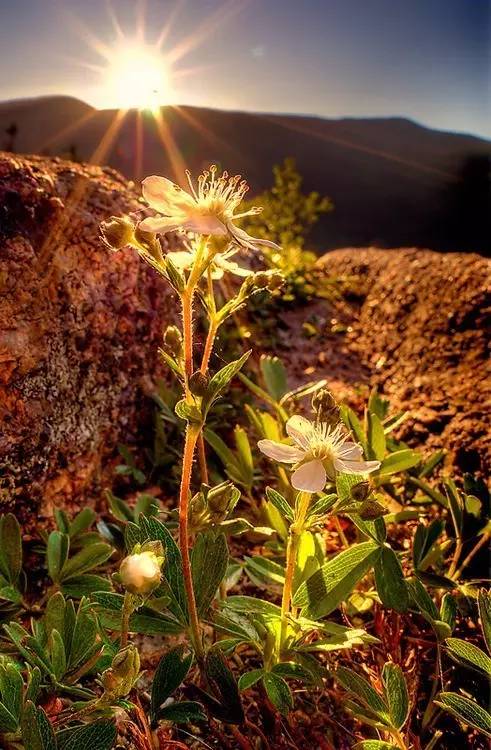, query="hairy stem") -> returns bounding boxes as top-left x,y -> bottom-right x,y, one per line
120,591 -> 133,648
182,288 -> 194,392
179,423 -> 204,662
279,492 -> 311,657
197,432 -> 209,485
